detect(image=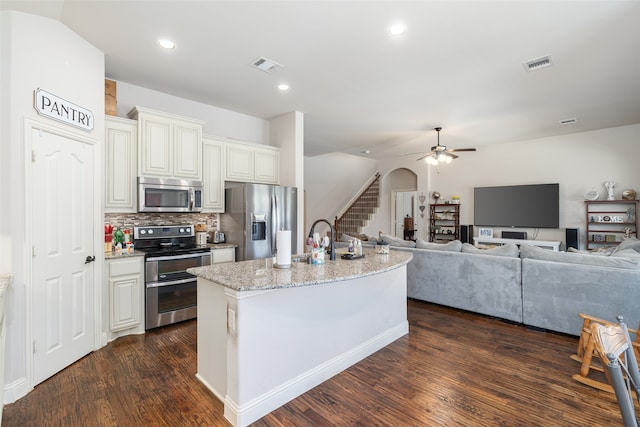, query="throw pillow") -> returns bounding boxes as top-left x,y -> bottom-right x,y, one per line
415,239 -> 462,252
378,232 -> 416,248
461,242 -> 520,258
